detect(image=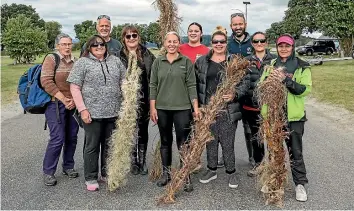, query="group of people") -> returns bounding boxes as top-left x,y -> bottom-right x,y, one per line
40,12 -> 312,202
